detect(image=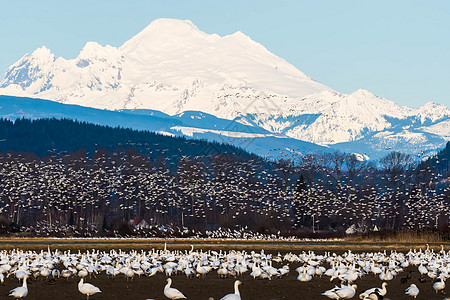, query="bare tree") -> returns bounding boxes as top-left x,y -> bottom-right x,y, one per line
345,154 -> 365,186
327,152 -> 346,186
380,151 -> 412,190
